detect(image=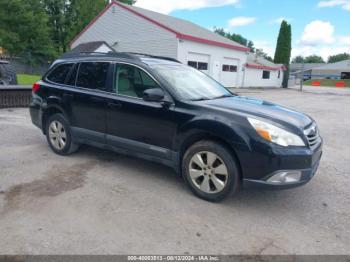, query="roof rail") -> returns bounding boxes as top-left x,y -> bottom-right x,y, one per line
58,51 -> 181,63
125,52 -> 181,63
59,51 -> 140,61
